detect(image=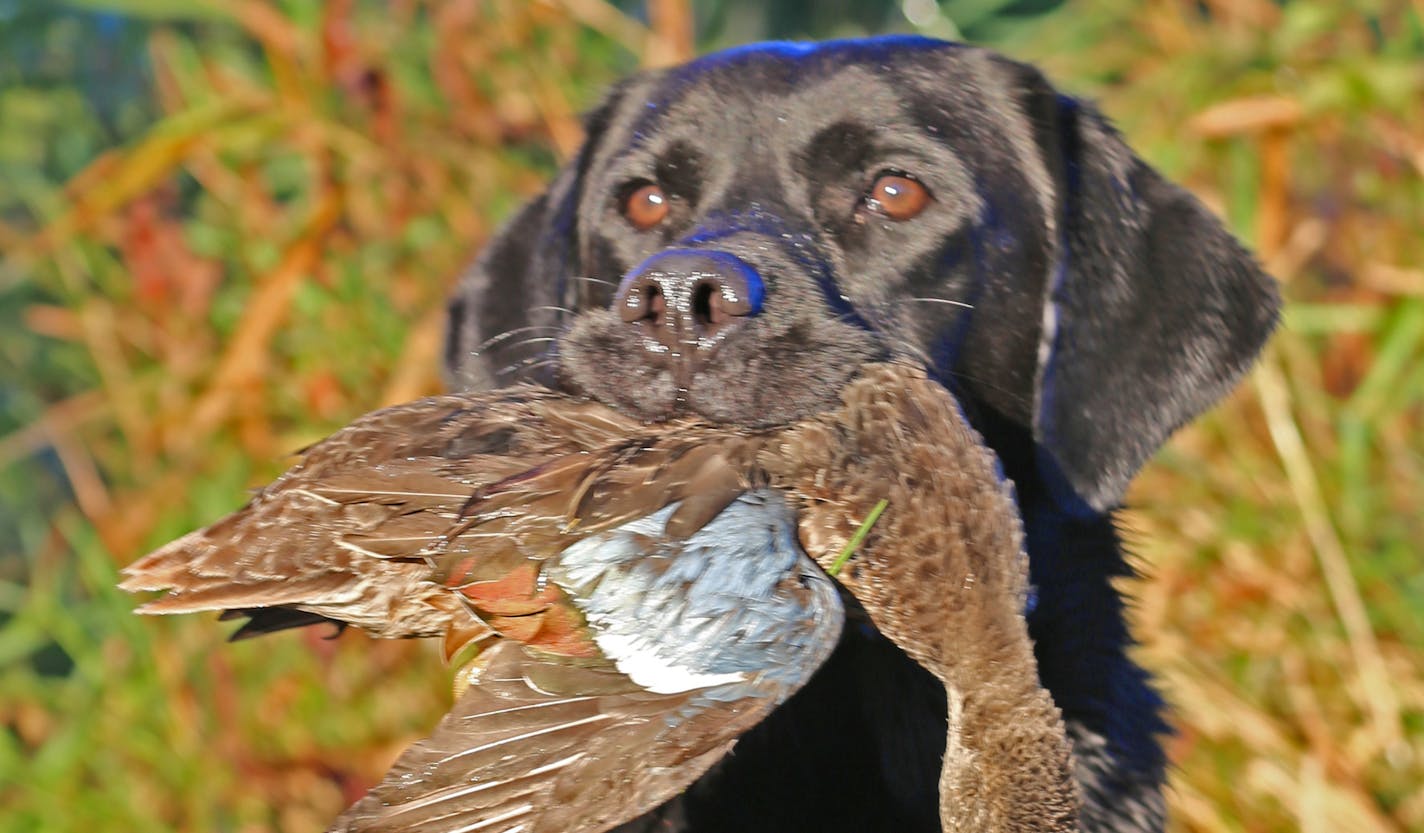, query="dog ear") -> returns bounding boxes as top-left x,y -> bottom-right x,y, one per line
442,84 -> 629,391
1009,66 -> 1282,513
